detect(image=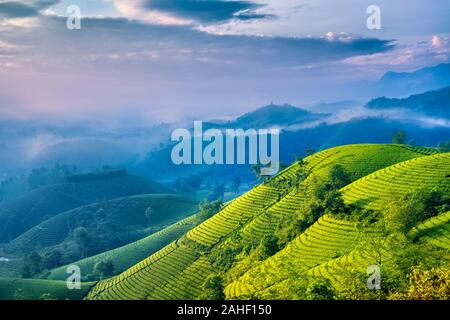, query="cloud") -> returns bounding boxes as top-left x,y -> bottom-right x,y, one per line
114,0 -> 270,25
0,1 -> 37,18
0,13 -> 394,120
0,0 -> 59,18
341,35 -> 450,72
432,35 -> 442,48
